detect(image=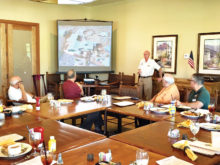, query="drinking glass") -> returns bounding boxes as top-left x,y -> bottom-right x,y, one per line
136,149 -> 149,165
0,99 -> 3,113
101,89 -> 107,96
208,98 -> 216,113
29,132 -> 41,156
47,93 -> 54,101
190,122 -> 200,141
40,150 -> 53,165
